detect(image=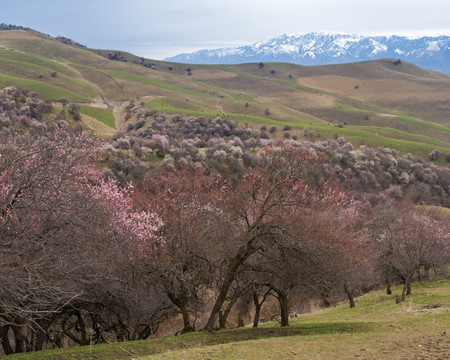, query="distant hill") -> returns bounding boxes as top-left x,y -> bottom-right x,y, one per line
165,33 -> 450,74
0,28 -> 449,164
